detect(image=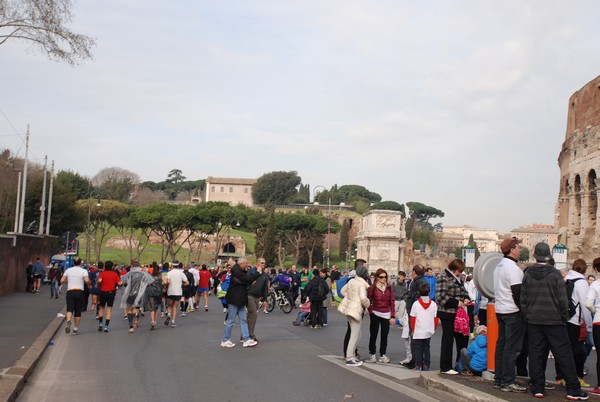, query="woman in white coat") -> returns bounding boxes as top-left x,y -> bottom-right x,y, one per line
338,265 -> 371,367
